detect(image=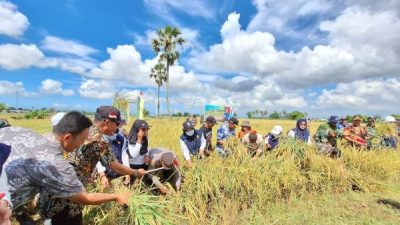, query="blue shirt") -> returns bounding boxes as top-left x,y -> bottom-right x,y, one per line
265,134 -> 279,149
336,123 -> 348,130
216,123 -> 236,150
